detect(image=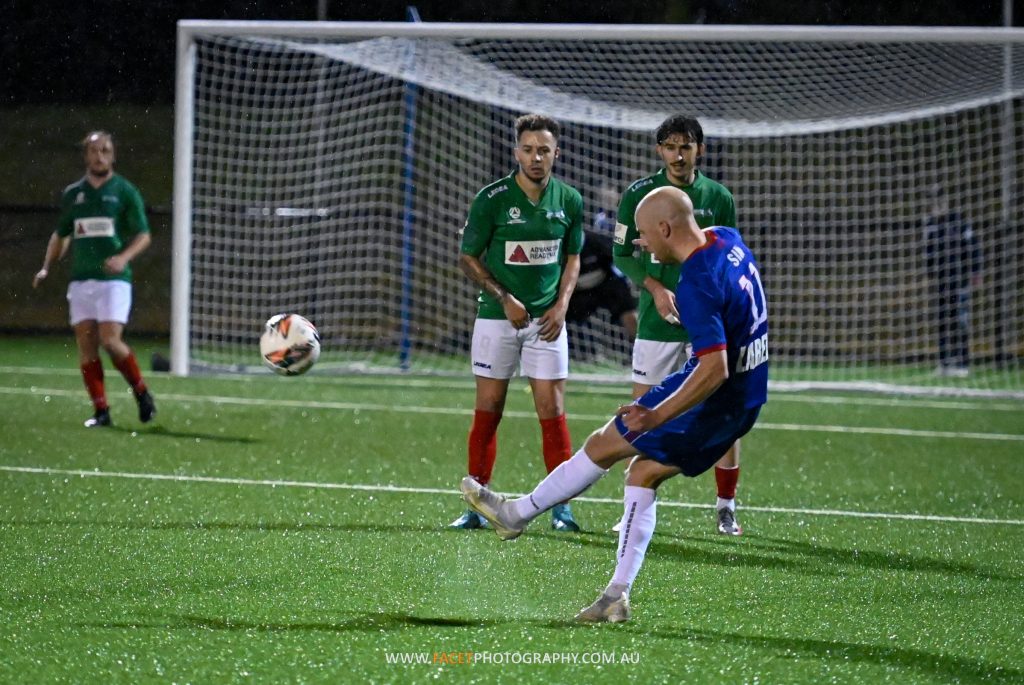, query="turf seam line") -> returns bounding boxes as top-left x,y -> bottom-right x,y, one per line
1,366 -> 1022,410
3,386 -> 1022,443
2,465 -> 1021,526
